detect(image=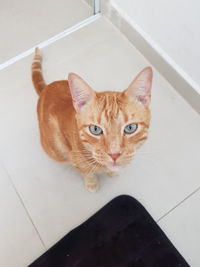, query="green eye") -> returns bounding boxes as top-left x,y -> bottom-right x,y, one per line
89,125 -> 103,135
124,123 -> 138,134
